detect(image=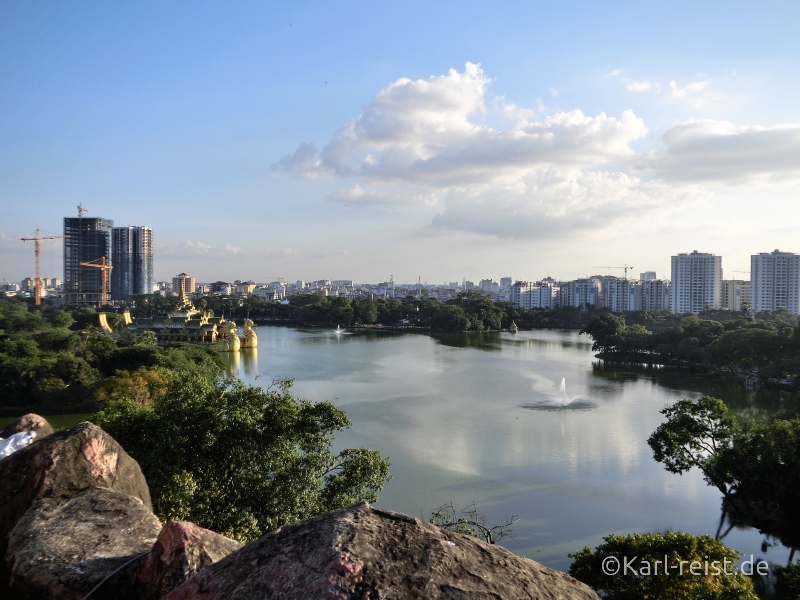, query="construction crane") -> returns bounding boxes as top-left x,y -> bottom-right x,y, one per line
20,229 -> 67,306
592,265 -> 635,280
79,256 -> 113,305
